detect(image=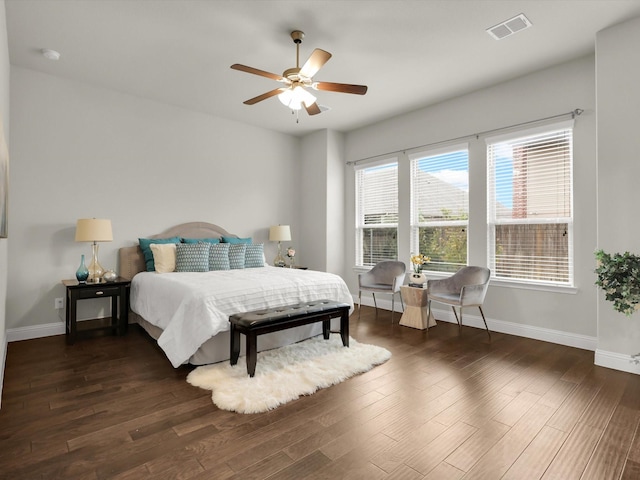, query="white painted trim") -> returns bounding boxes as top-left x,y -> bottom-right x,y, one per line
7,321 -> 65,342
354,294 -> 597,352
595,349 -> 640,375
